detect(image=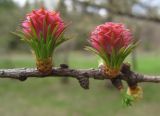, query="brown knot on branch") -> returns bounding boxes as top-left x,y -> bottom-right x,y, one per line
121,63 -> 138,88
